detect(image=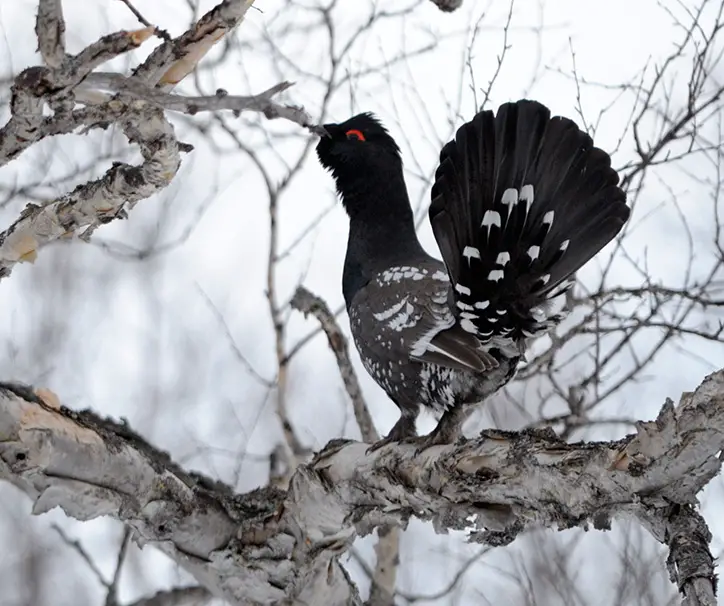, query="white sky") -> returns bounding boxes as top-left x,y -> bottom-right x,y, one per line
1,0 -> 723,604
